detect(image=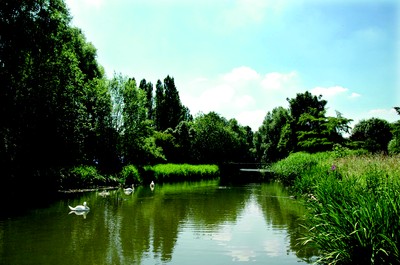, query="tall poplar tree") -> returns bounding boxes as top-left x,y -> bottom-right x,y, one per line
154,76 -> 192,131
